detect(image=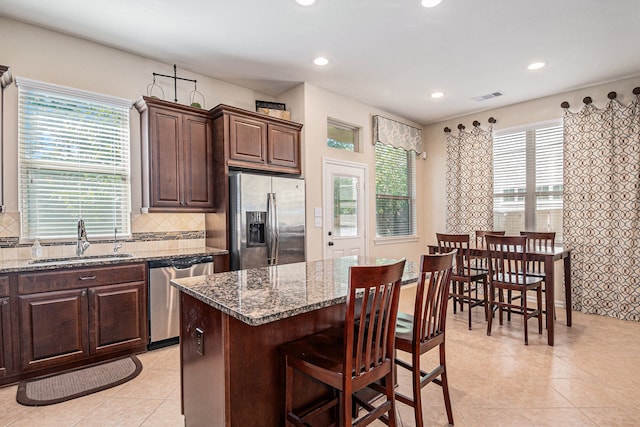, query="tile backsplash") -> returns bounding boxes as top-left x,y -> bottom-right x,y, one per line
0,212 -> 207,261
